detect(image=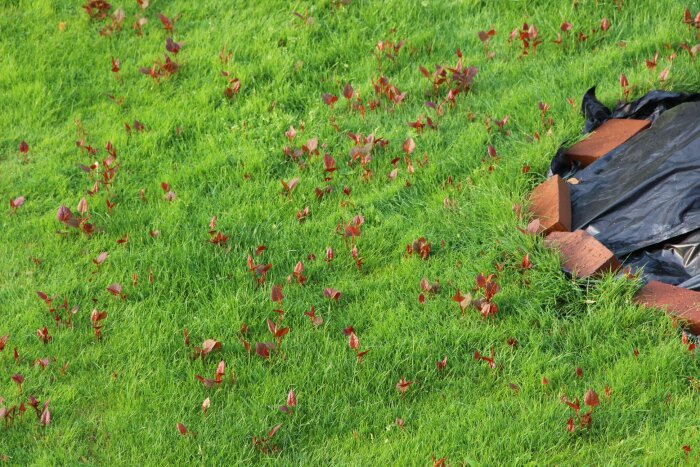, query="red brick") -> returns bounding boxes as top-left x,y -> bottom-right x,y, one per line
635,280 -> 700,334
544,230 -> 620,278
528,175 -> 571,234
566,118 -> 651,167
